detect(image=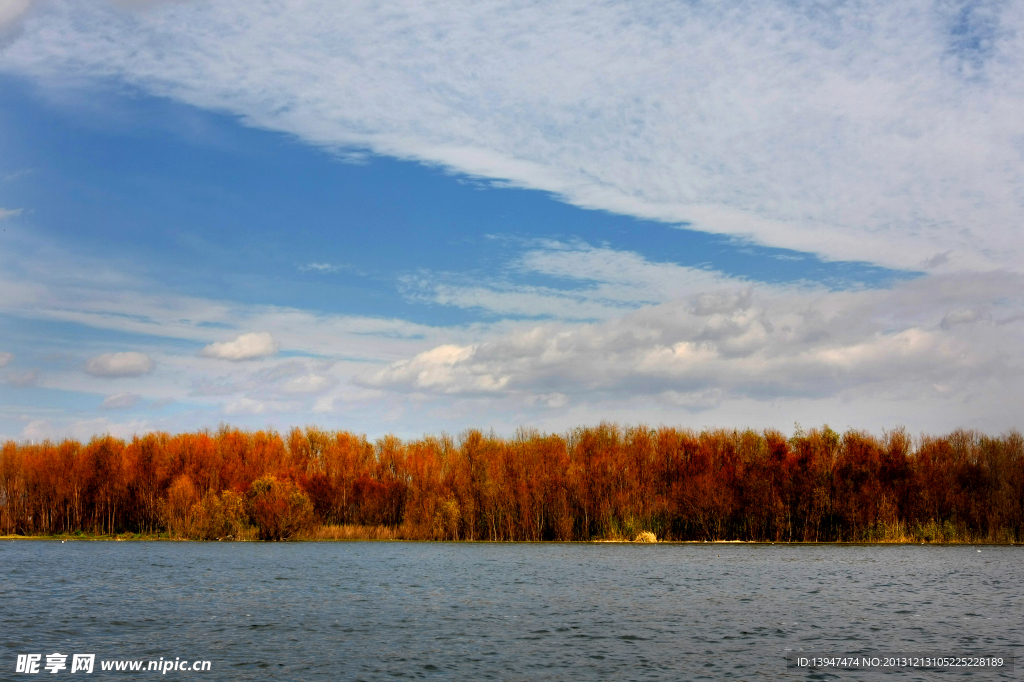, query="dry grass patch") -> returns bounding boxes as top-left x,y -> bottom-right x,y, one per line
306,524 -> 402,540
